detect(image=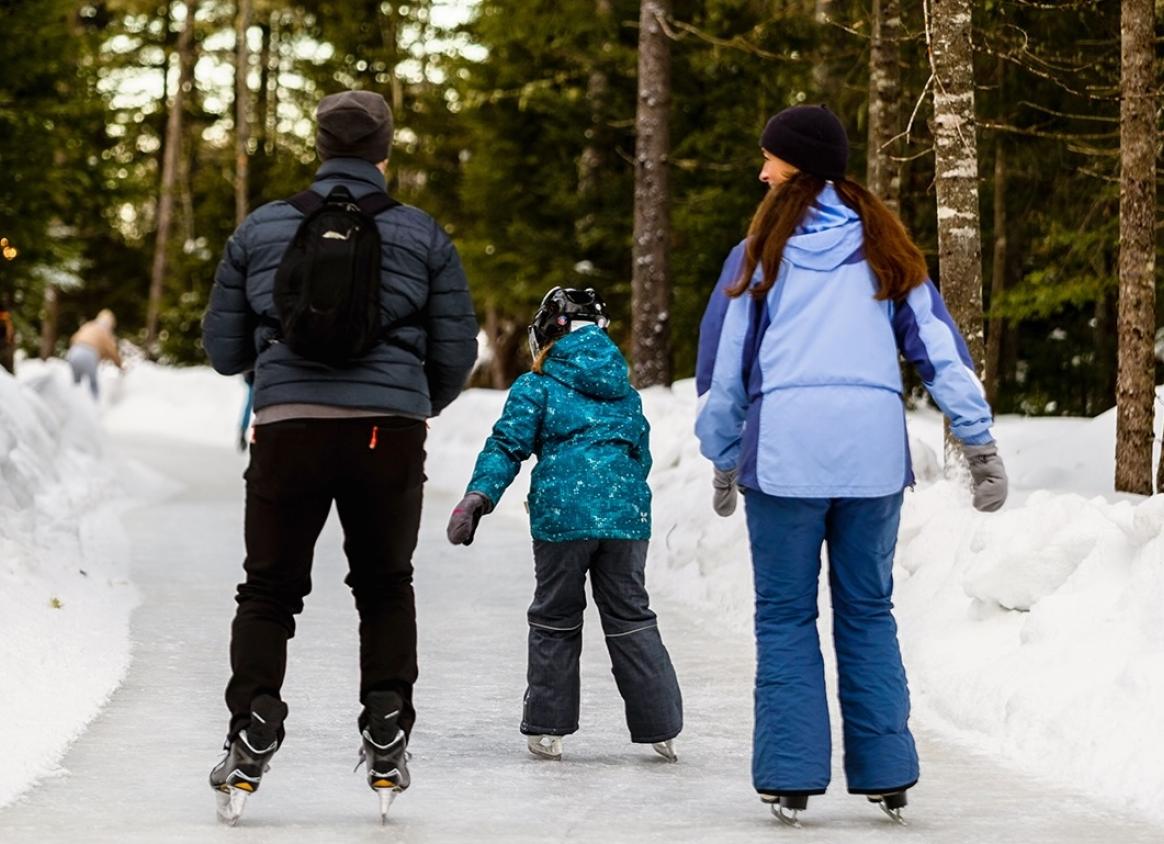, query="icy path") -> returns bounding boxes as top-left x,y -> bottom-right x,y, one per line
1,435 -> 1161,843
